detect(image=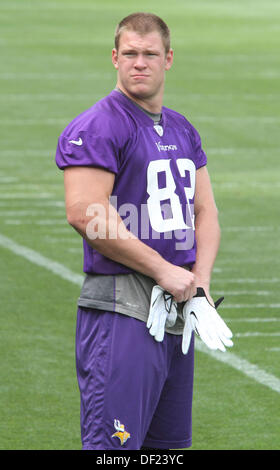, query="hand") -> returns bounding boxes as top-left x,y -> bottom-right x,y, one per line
147,285 -> 178,342
155,263 -> 196,303
182,287 -> 233,354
